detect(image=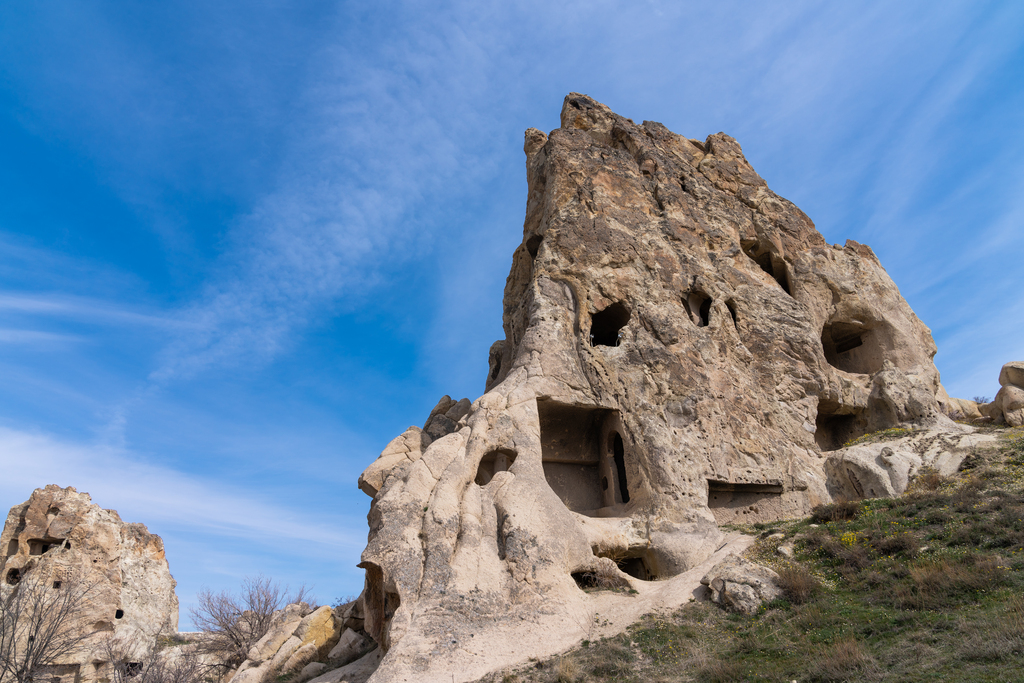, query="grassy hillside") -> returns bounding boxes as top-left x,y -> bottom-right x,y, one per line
482,426 -> 1024,683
